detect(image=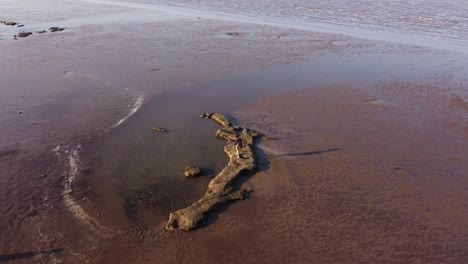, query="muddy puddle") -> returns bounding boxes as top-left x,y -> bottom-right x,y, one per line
71,51 -> 467,230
